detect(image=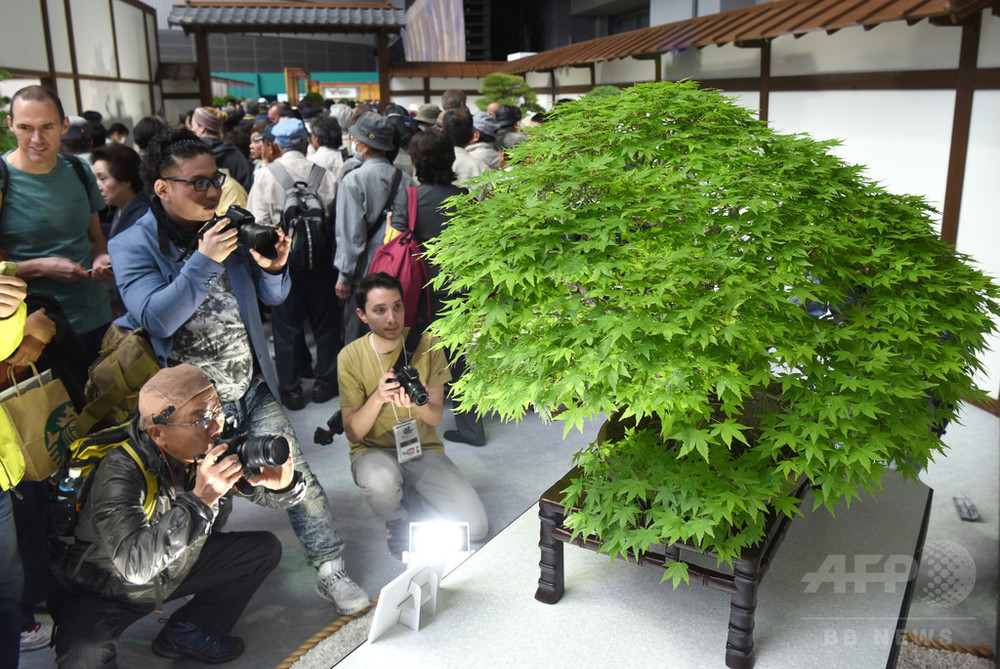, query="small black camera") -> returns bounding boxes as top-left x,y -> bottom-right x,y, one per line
216,424 -> 290,494
314,410 -> 344,446
395,365 -> 428,406
212,205 -> 279,259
